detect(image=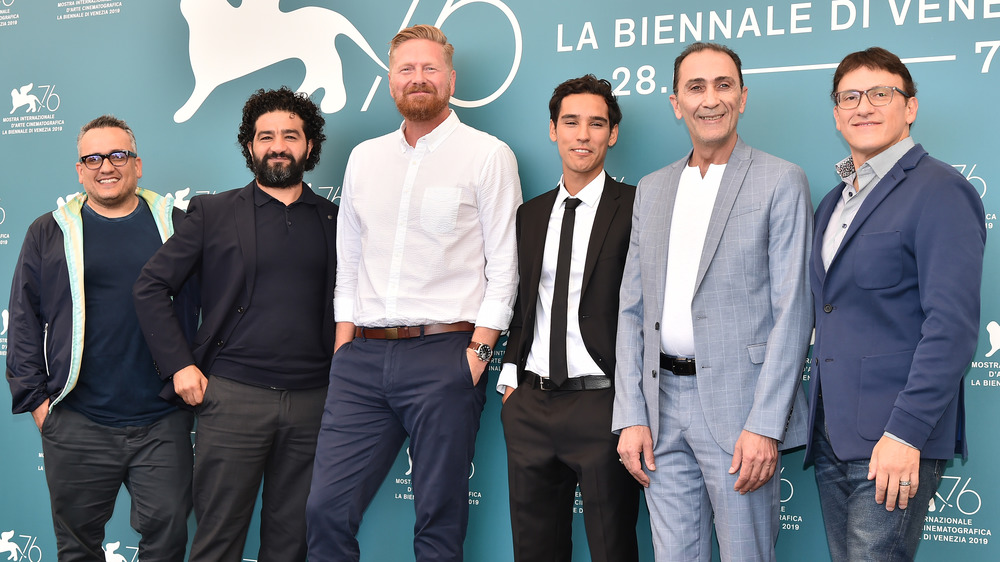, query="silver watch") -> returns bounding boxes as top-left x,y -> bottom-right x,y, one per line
468,341 -> 493,363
